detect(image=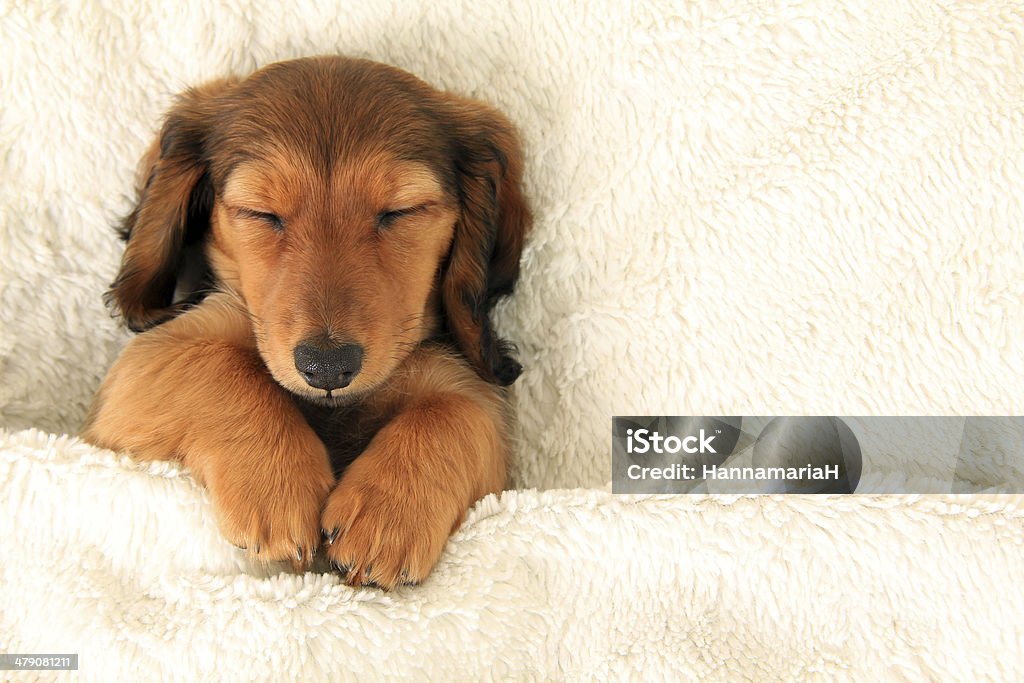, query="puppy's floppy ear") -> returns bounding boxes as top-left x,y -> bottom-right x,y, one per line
441,96 -> 531,386
108,78 -> 235,332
